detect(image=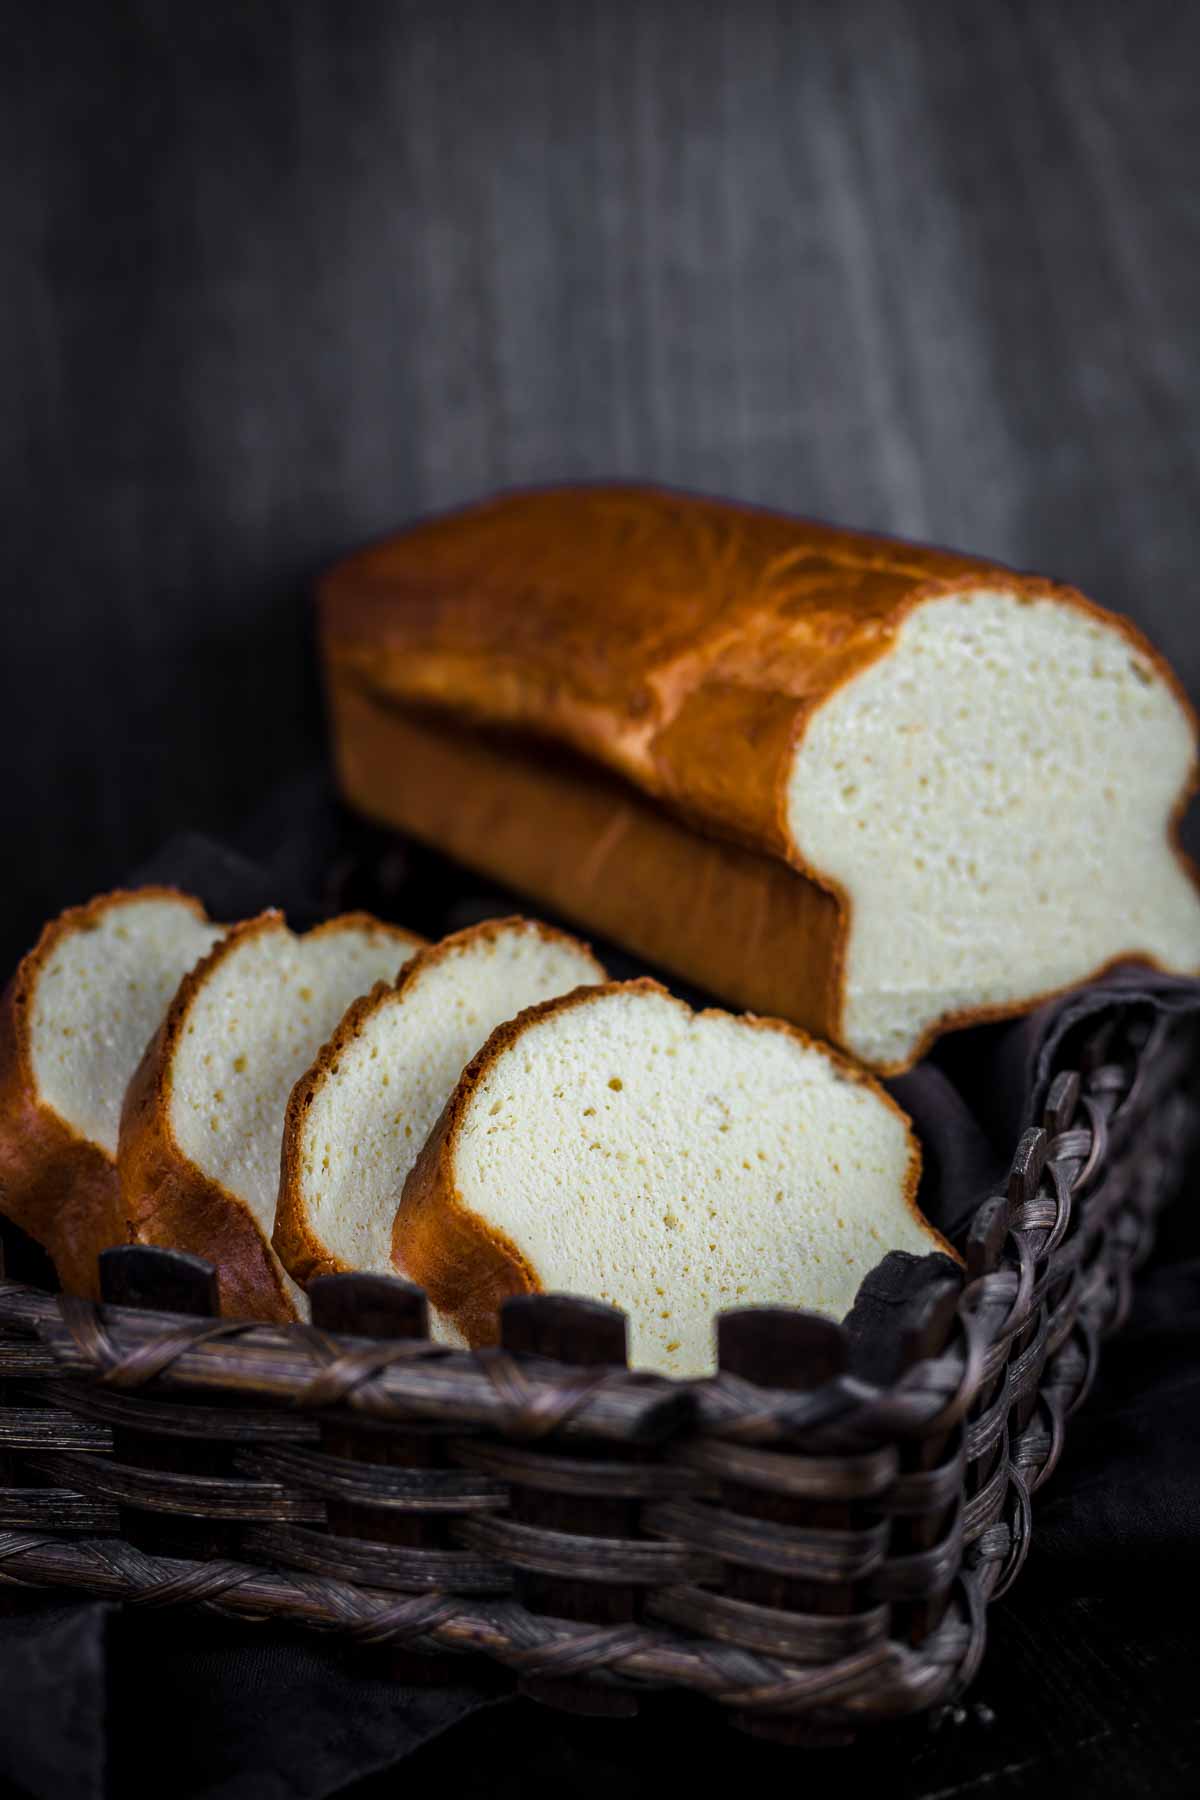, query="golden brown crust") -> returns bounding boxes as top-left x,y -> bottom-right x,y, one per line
273,916 -> 603,1290
322,482 -> 1196,860
321,483 -> 1200,1073
118,908 -> 422,1323
0,887 -> 215,1298
320,484 -> 988,861
392,978 -> 949,1350
328,688 -> 846,1043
